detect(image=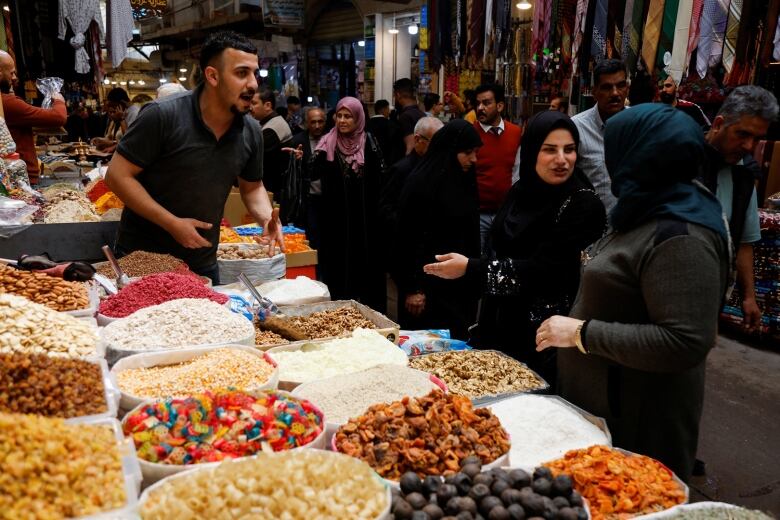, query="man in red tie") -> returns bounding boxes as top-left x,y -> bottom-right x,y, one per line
472,84 -> 522,253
